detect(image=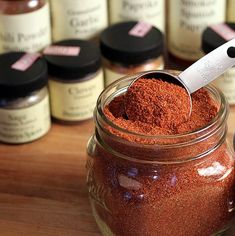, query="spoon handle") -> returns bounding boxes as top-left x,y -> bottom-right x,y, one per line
178,38 -> 235,94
